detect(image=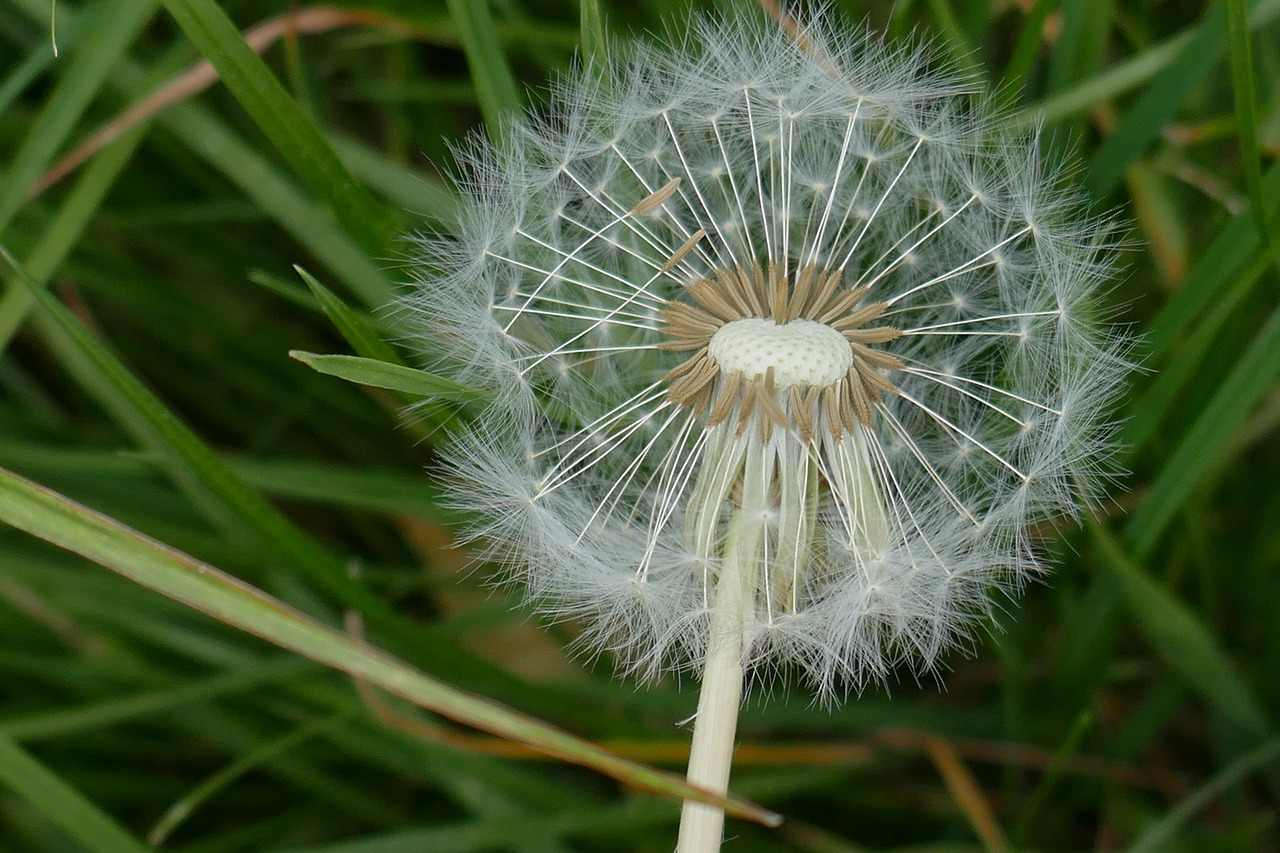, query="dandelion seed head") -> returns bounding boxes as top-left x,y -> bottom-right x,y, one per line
406,7 -> 1133,698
